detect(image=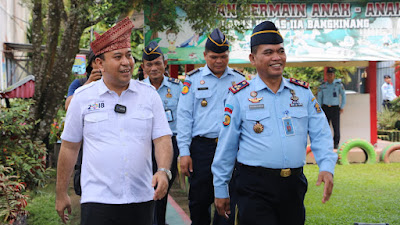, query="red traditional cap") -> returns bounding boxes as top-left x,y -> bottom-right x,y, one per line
90,17 -> 134,56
